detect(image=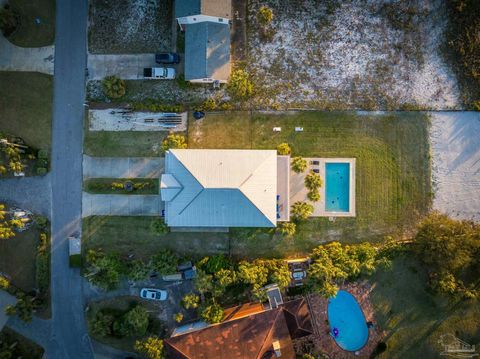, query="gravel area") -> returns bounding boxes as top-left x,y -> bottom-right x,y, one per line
0,174 -> 52,217
247,0 -> 460,110
88,0 -> 173,54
